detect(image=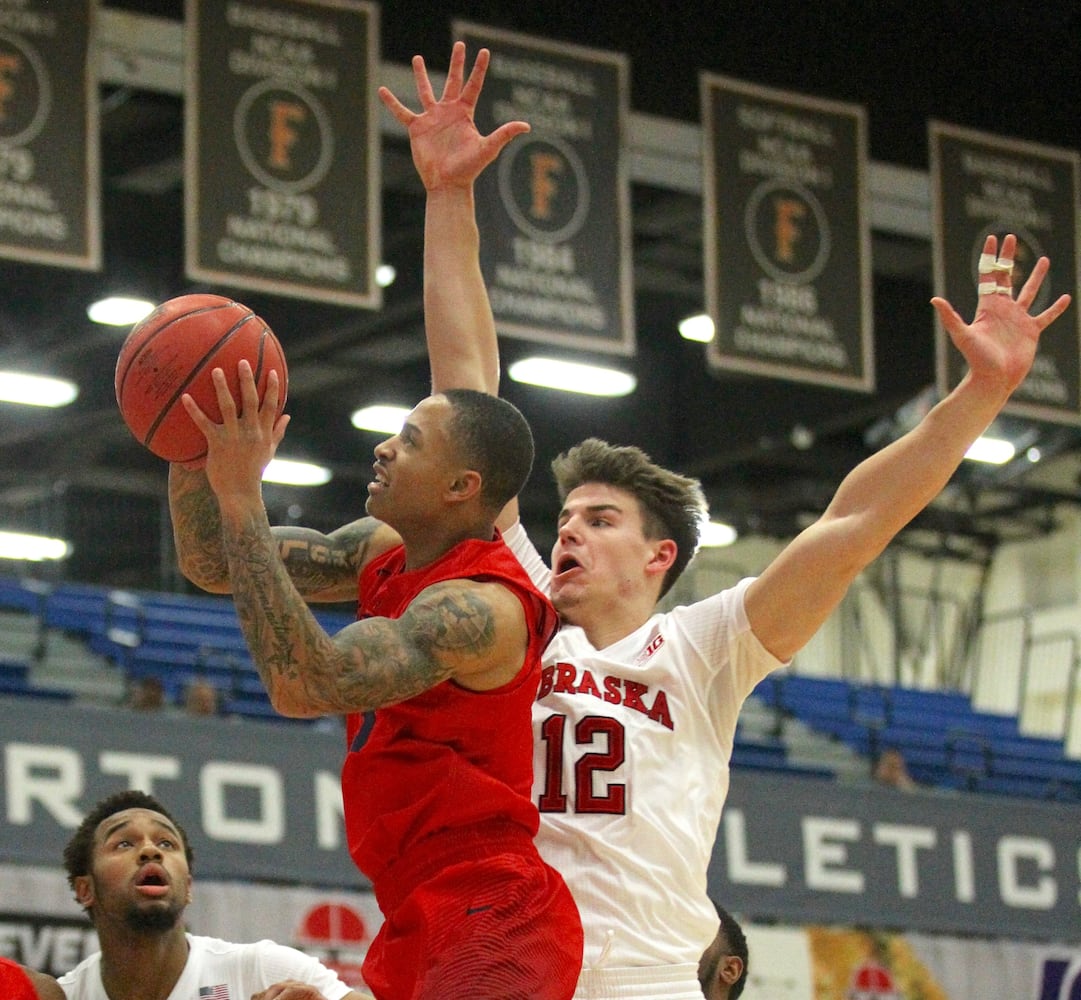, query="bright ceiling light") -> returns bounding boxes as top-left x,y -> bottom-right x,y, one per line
508,357 -> 636,397
351,404 -> 410,433
262,458 -> 332,486
375,264 -> 397,287
0,371 -> 78,407
964,436 -> 1015,465
87,295 -> 156,326
679,313 -> 714,343
0,530 -> 71,561
699,518 -> 738,547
